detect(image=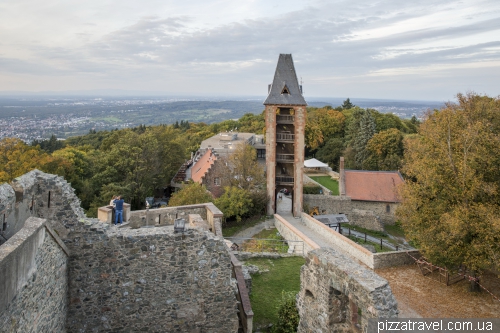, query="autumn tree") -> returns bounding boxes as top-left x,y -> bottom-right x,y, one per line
228,143 -> 265,190
168,181 -> 213,207
397,93 -> 500,284
364,128 -> 404,170
214,186 -> 253,222
305,107 -> 345,150
0,138 -> 52,182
